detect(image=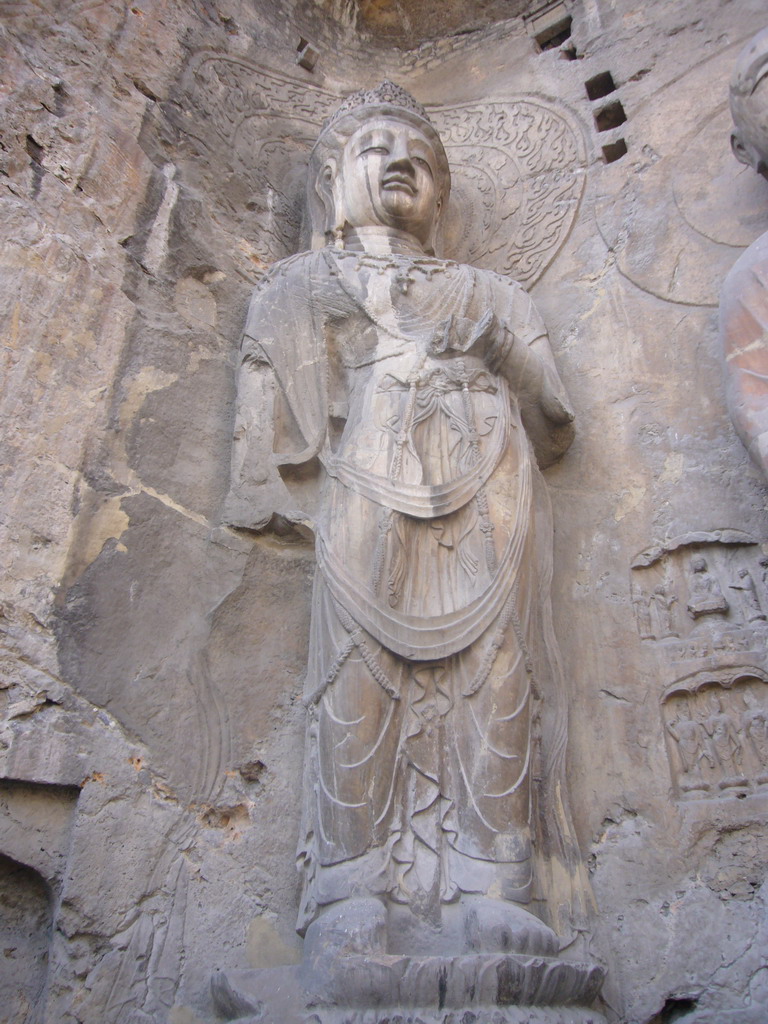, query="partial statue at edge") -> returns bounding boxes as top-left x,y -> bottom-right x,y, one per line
721,27 -> 768,480
224,82 -> 588,965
